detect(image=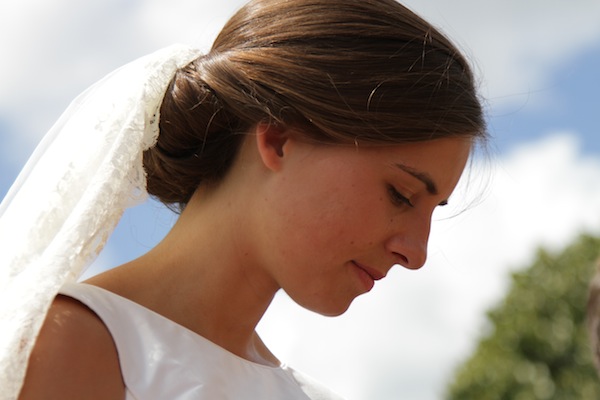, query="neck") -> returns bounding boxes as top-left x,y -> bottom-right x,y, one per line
87,185 -> 281,367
